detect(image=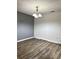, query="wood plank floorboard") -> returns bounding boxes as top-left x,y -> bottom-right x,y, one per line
17,38 -> 61,59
